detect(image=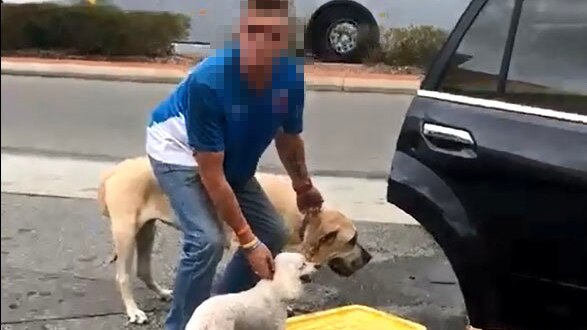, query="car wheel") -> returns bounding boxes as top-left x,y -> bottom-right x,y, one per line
311,5 -> 378,62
